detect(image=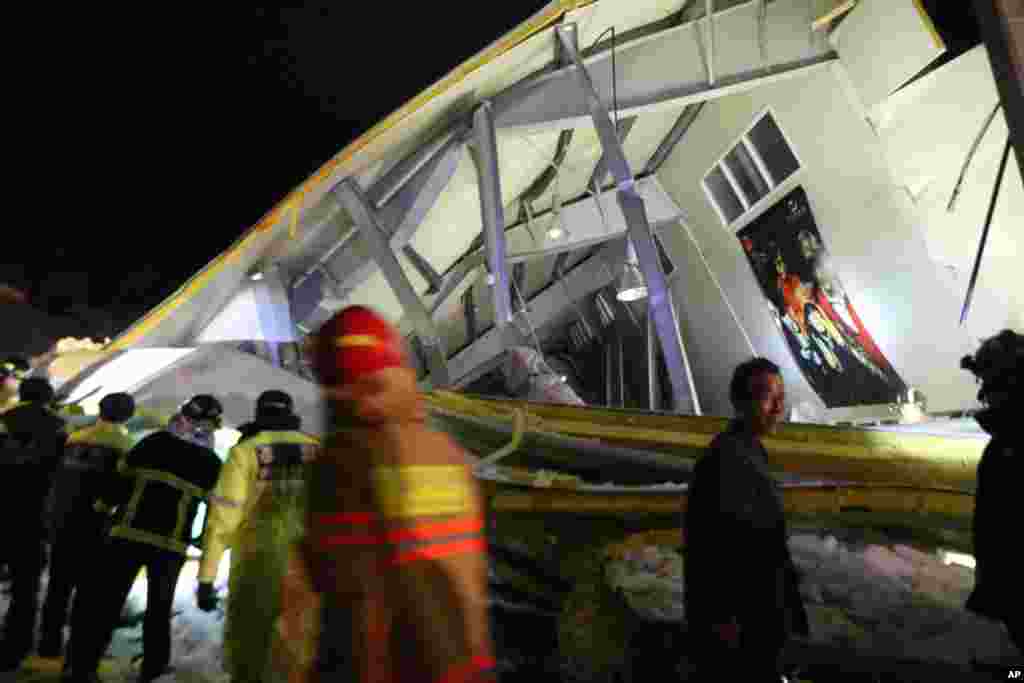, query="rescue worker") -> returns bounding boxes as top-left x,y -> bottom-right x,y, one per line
683,357 -> 808,682
63,395 -> 223,683
307,305 -> 496,683
0,356 -> 31,413
962,330 -> 1023,656
38,392 -> 136,658
195,389 -> 320,682
0,378 -> 67,671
